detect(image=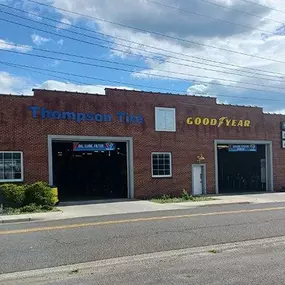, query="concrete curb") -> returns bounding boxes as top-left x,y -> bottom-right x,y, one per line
0,200 -> 278,224
0,211 -> 64,224
0,216 -> 32,224
198,202 -> 251,207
